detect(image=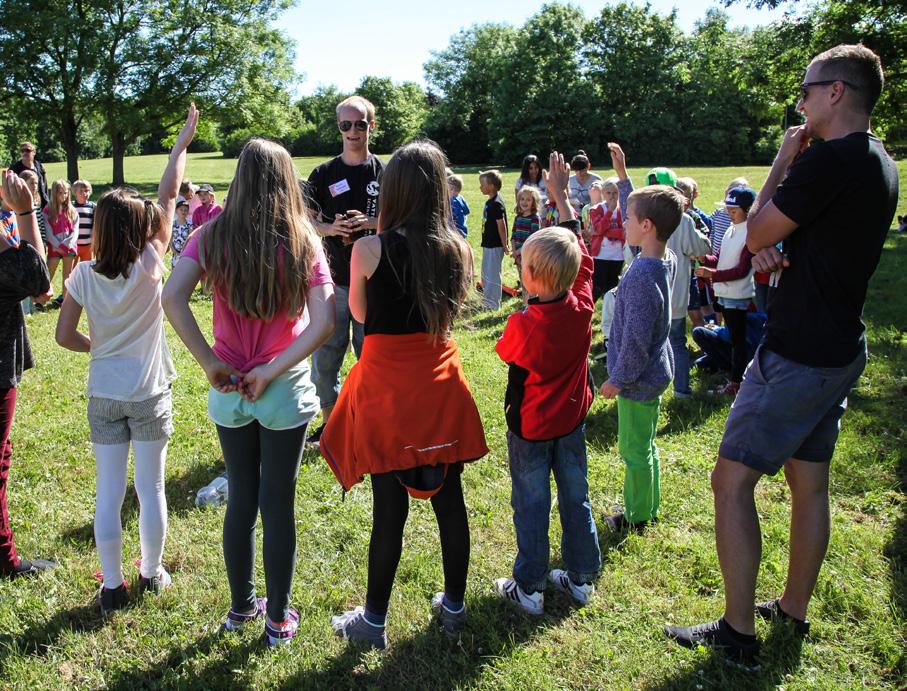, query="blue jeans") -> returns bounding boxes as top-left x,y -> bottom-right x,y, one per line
669,317 -> 691,396
311,285 -> 364,410
507,425 -> 601,593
